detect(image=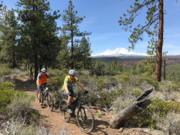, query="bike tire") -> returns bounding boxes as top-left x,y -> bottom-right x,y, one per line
38,92 -> 42,103
40,93 -> 45,108
76,106 -> 94,133
46,93 -> 53,109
